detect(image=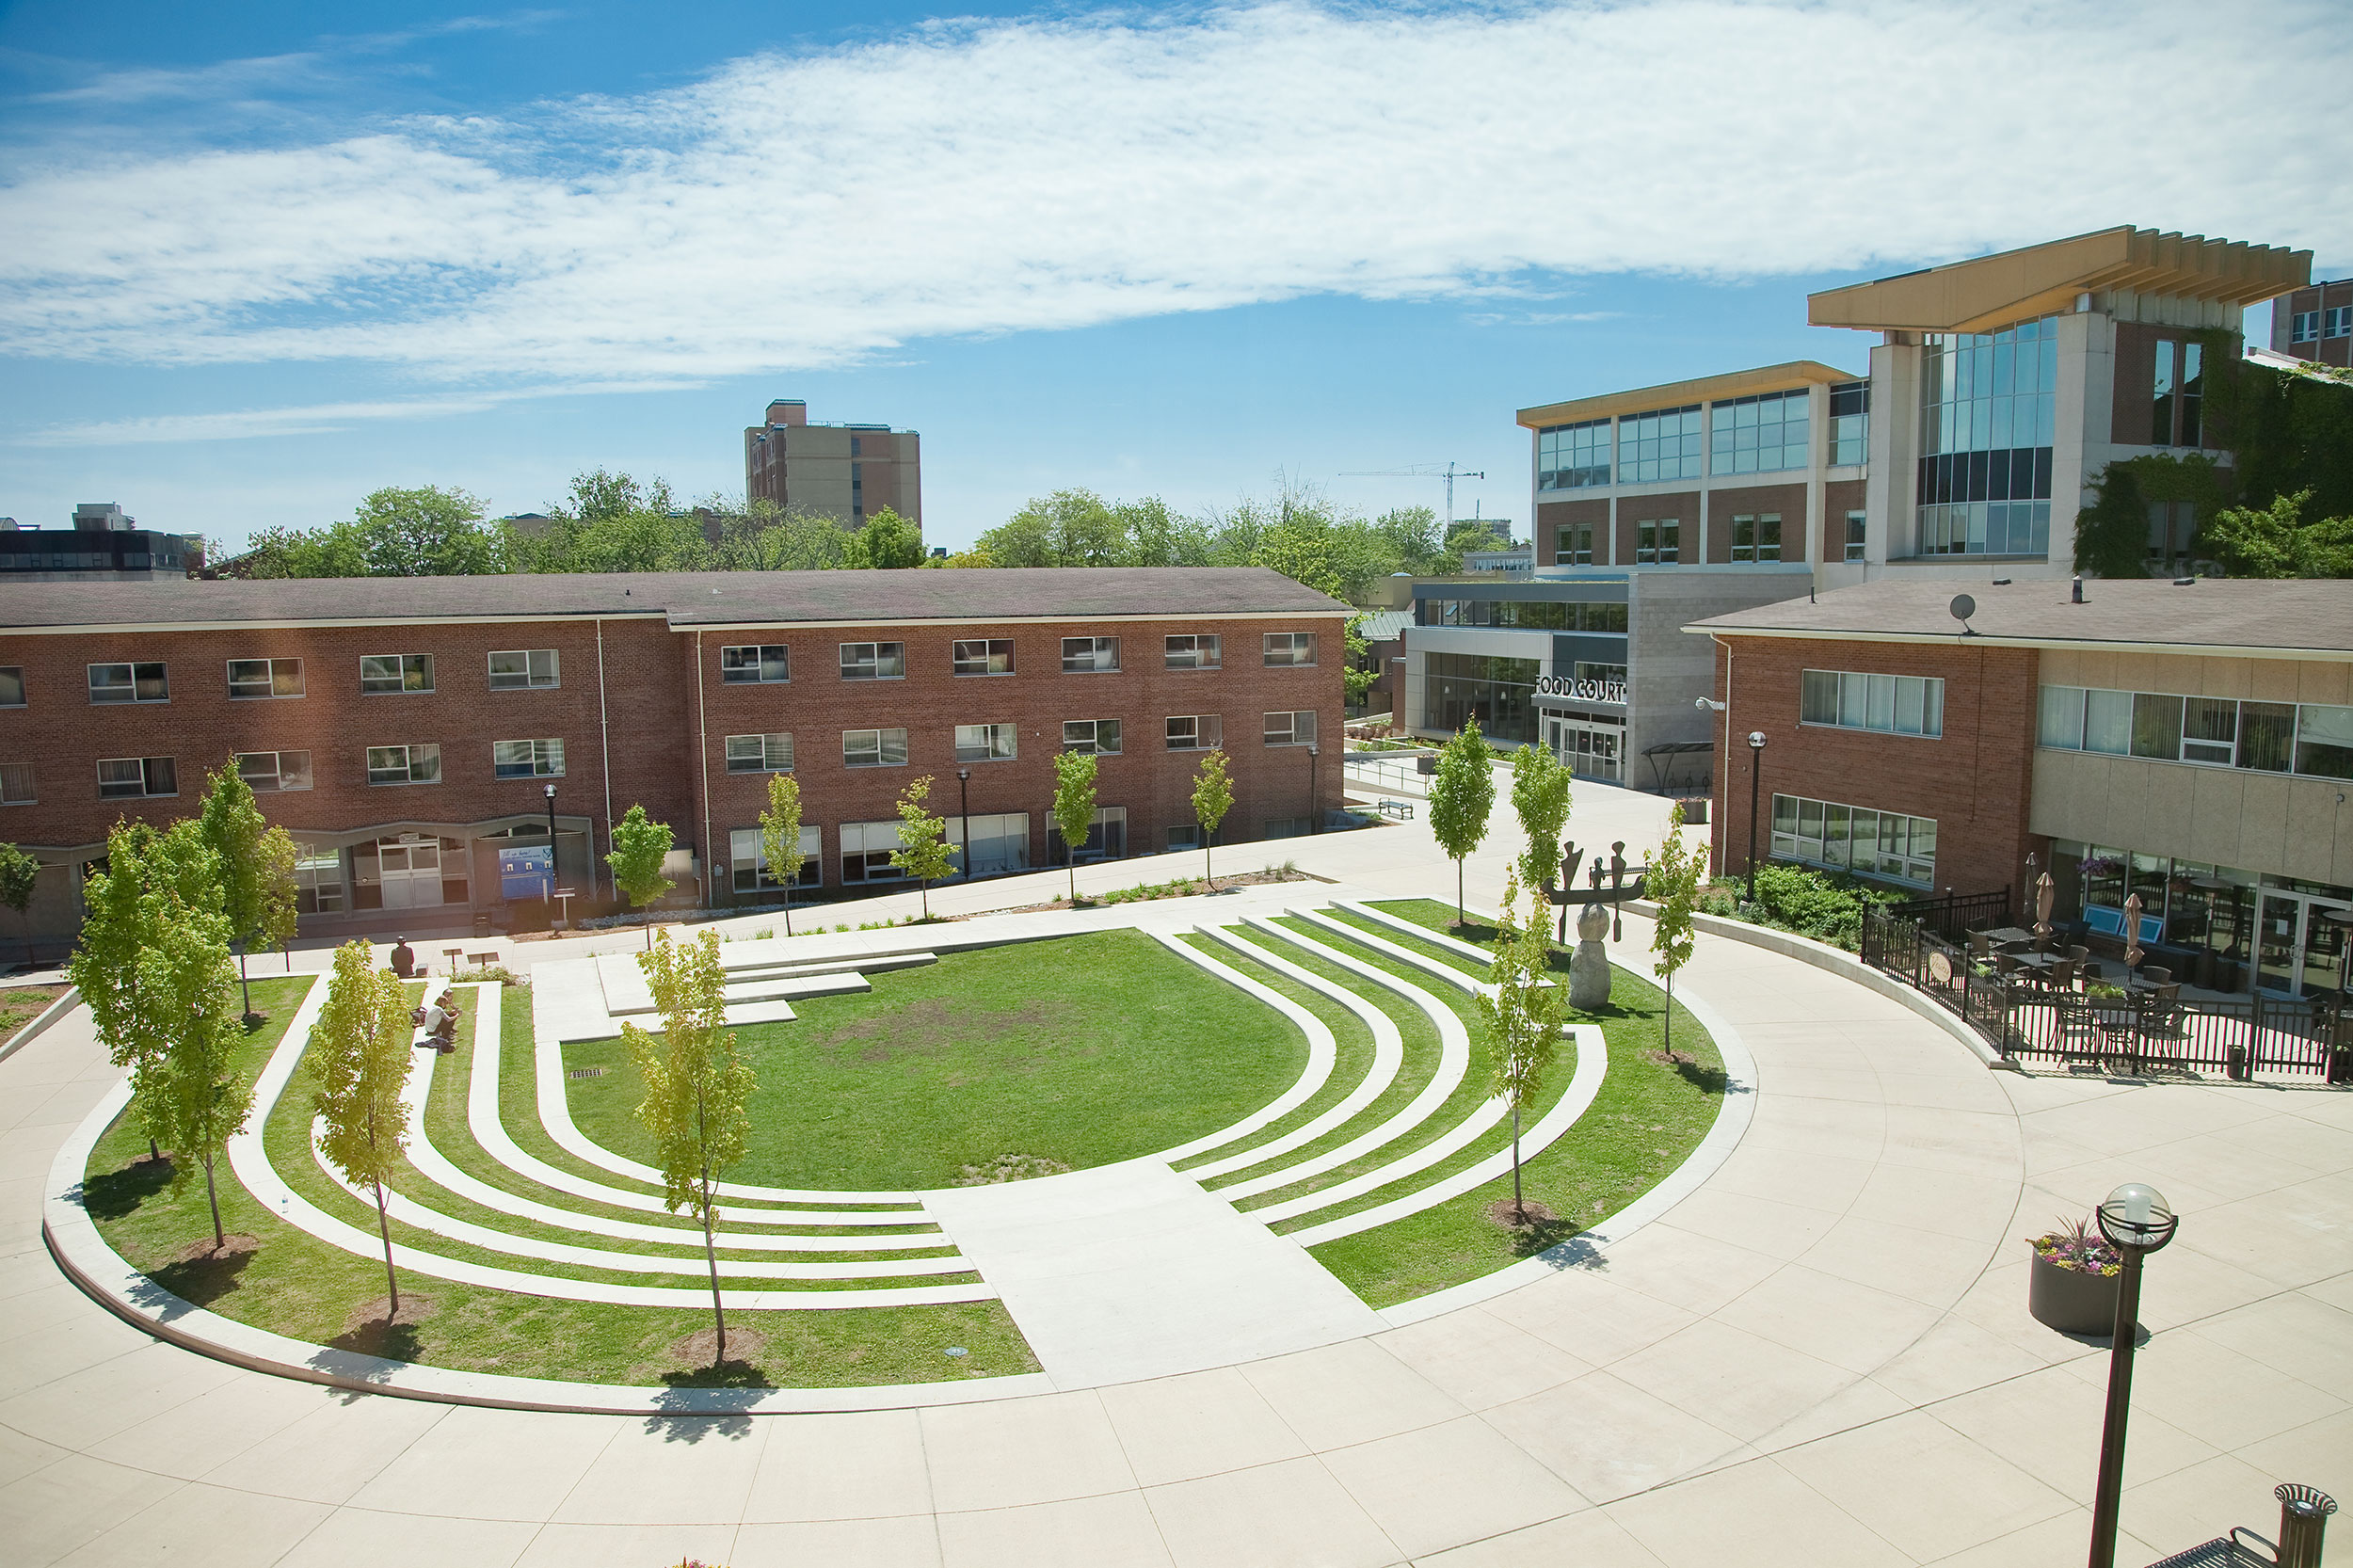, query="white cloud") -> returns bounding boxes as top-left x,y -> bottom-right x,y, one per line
2,0 -> 2345,397
11,379 -> 696,446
